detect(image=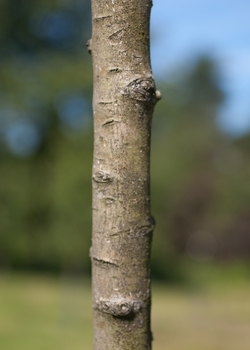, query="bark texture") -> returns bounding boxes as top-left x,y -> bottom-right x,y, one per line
90,1 -> 160,348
